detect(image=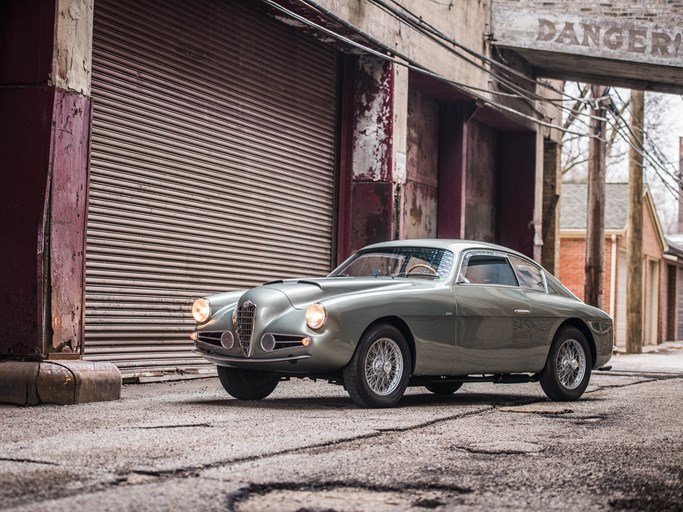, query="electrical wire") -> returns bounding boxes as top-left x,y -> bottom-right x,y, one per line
264,0 -> 605,138
266,0 -> 678,195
